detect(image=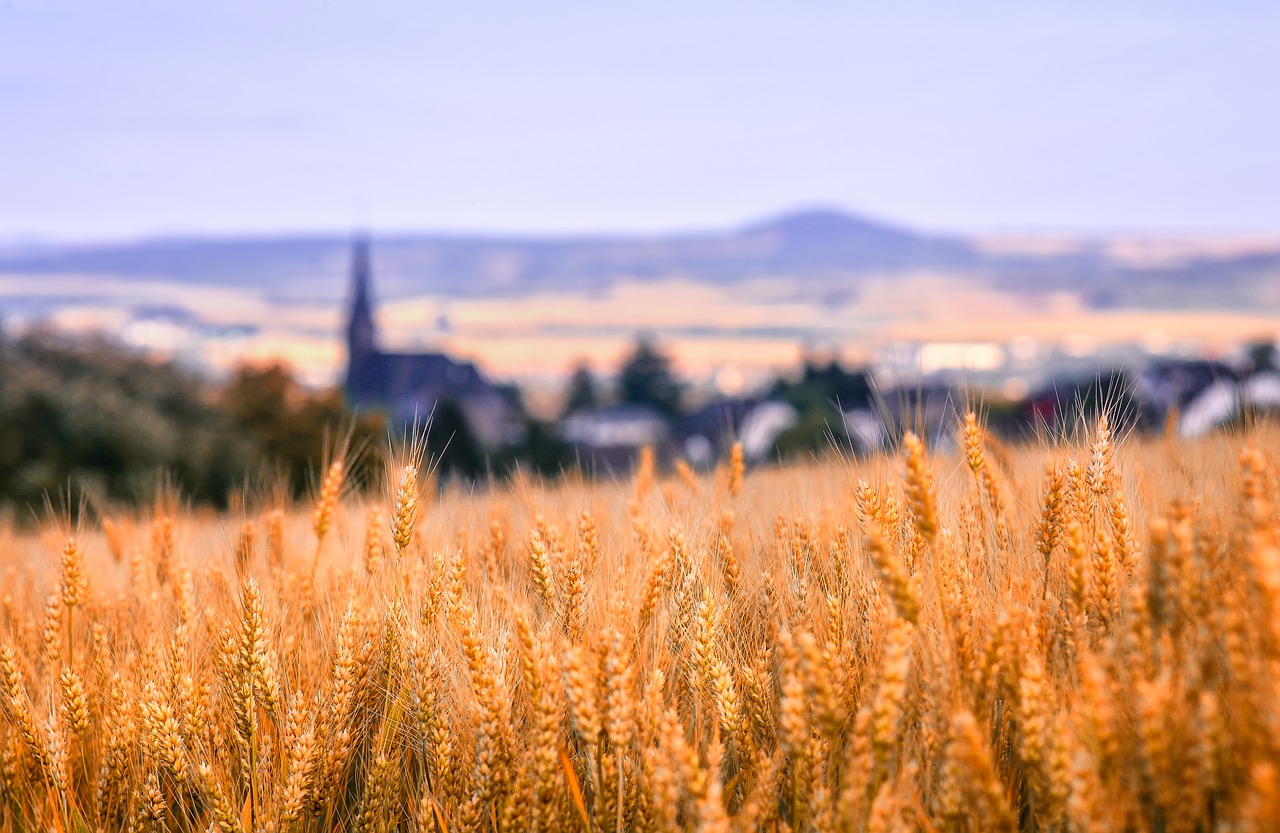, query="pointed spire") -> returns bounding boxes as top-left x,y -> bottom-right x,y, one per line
352,234 -> 371,302
346,232 -> 377,361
